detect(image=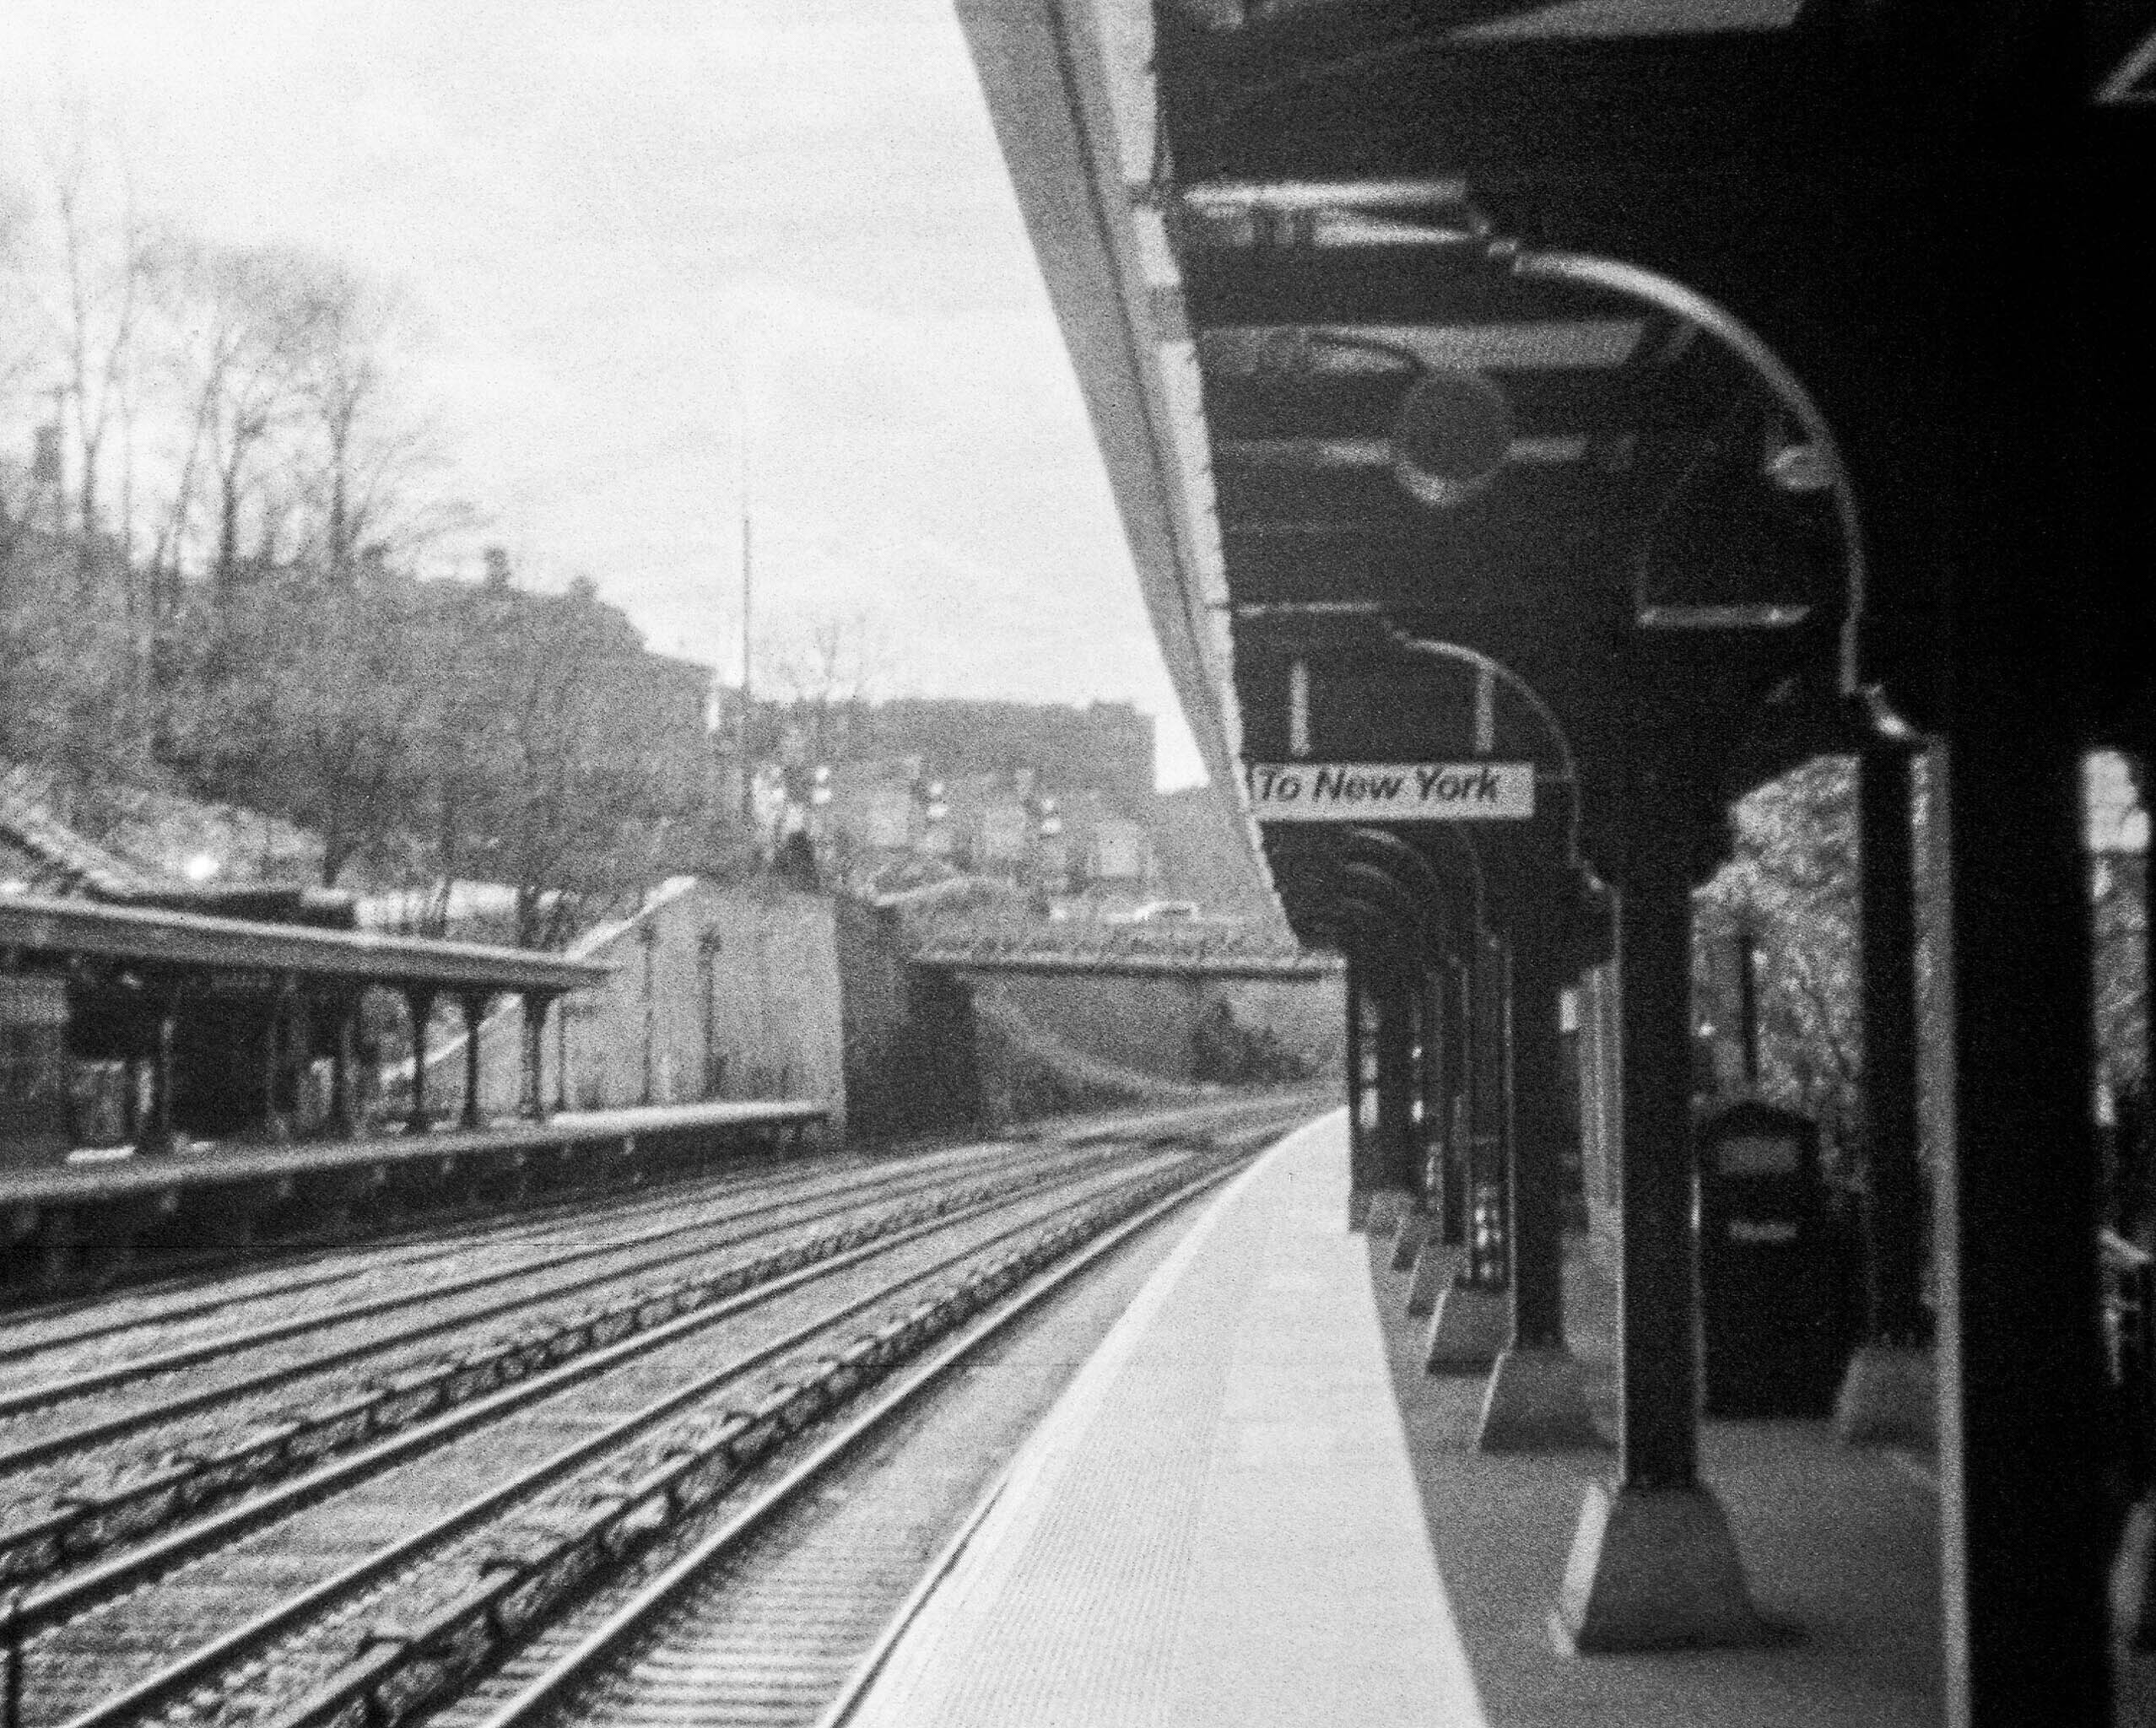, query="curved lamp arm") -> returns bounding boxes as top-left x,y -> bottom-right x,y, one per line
1510,248 -> 1869,699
